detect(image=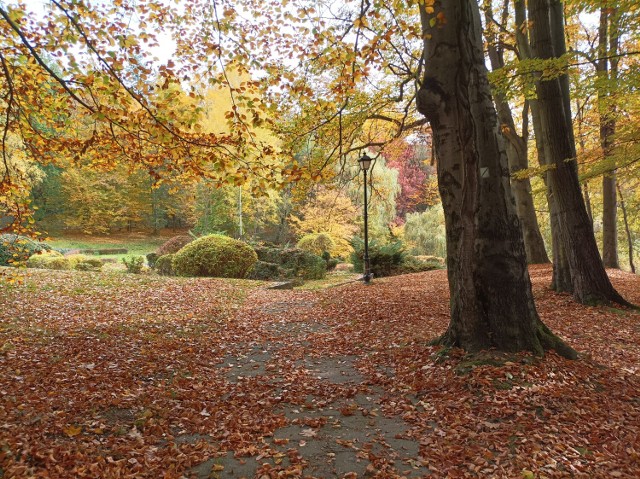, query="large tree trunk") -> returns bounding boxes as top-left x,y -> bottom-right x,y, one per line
598,6 -> 620,268
483,5 -> 549,264
528,0 -> 627,306
416,0 -> 575,358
